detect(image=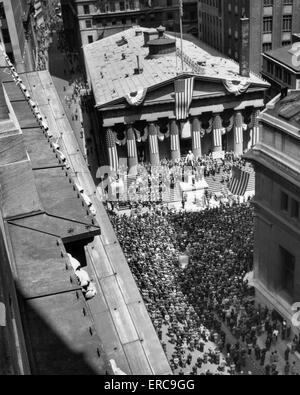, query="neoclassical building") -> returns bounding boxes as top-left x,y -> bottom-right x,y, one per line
83,26 -> 269,172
